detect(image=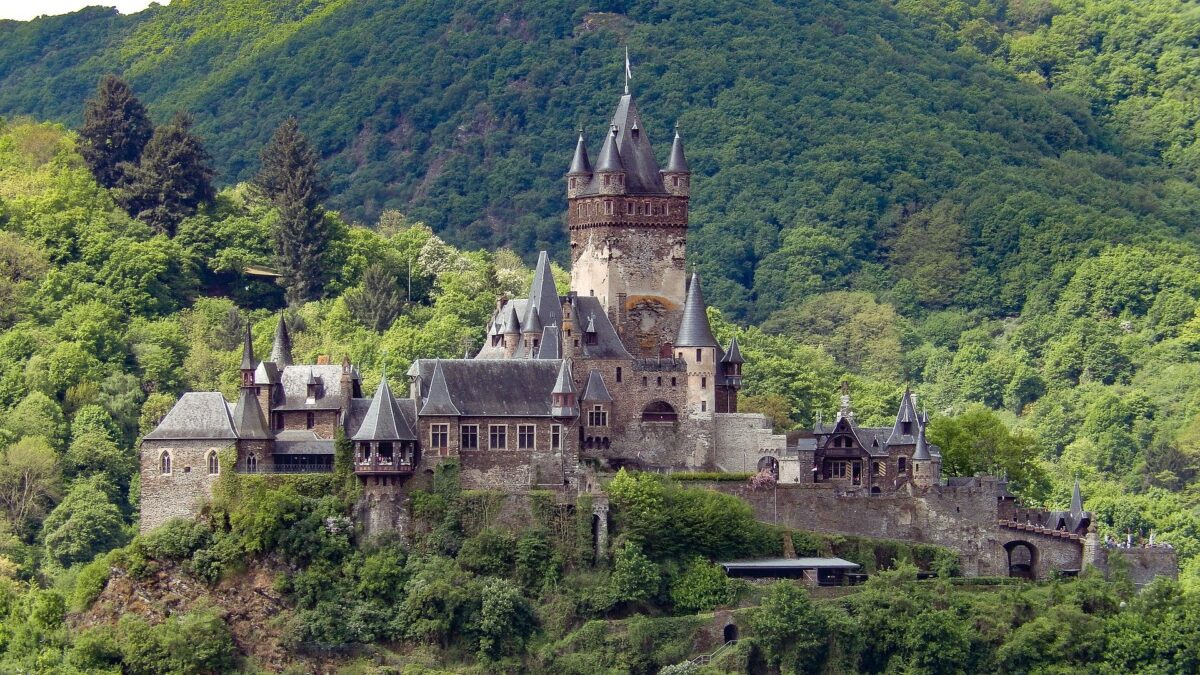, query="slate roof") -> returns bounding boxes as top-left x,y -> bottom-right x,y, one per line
886,389 -> 918,446
594,125 -> 625,173
577,94 -> 668,195
721,336 -> 744,364
354,375 -> 418,441
240,324 -> 256,371
144,392 -> 238,441
552,360 -> 575,395
413,359 -> 563,417
419,361 -> 463,416
273,364 -> 347,410
273,430 -> 335,455
538,325 -> 561,359
675,273 -> 719,348
720,557 -> 860,571
527,251 -> 563,331
912,425 -> 931,461
572,296 -> 634,359
231,388 -> 271,440
270,313 -> 293,366
254,361 -> 280,386
666,127 -> 690,173
581,369 -> 613,402
568,131 -> 593,175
